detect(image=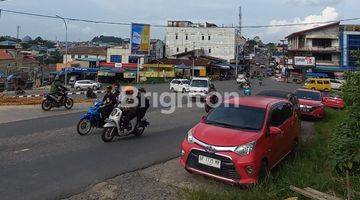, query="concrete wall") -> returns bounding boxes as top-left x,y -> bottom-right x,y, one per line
106,47 -> 131,63
165,27 -> 237,61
